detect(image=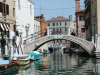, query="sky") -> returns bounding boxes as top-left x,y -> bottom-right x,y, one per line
32,0 -> 84,21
